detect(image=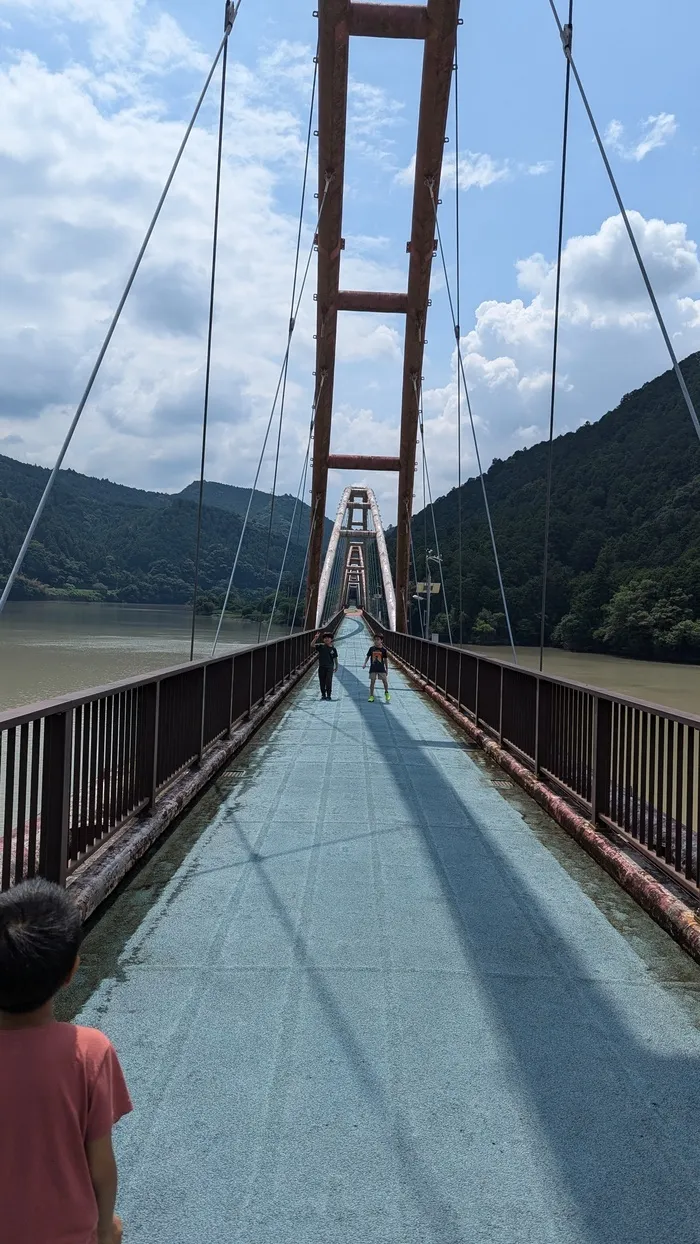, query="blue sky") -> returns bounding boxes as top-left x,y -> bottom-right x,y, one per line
0,0 -> 698,524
